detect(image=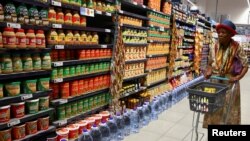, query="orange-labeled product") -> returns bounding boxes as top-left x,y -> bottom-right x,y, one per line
90,49 -> 95,58
36,30 -> 46,48
64,10 -> 72,25
94,77 -> 99,89
12,124 -> 26,140
56,8 -> 64,24
51,83 -> 59,99
83,79 -> 88,93
0,105 -> 10,123
38,116 -> 49,130
25,120 -> 38,135
3,27 -> 16,48
80,16 -> 86,27
78,50 -> 86,59
70,81 -> 78,97
88,78 -> 94,91
48,7 -> 56,23
72,11 -> 80,25
78,80 -> 84,94
86,49 -> 91,58
26,29 -> 36,48
16,28 -> 26,48
0,128 -> 11,141
56,128 -> 69,141
60,82 -> 70,99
